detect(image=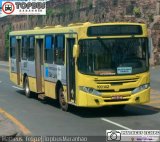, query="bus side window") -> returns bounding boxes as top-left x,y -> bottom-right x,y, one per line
10,36 -> 16,58
45,35 -> 54,64
54,35 -> 65,65
28,36 -> 35,61
22,36 -> 28,60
